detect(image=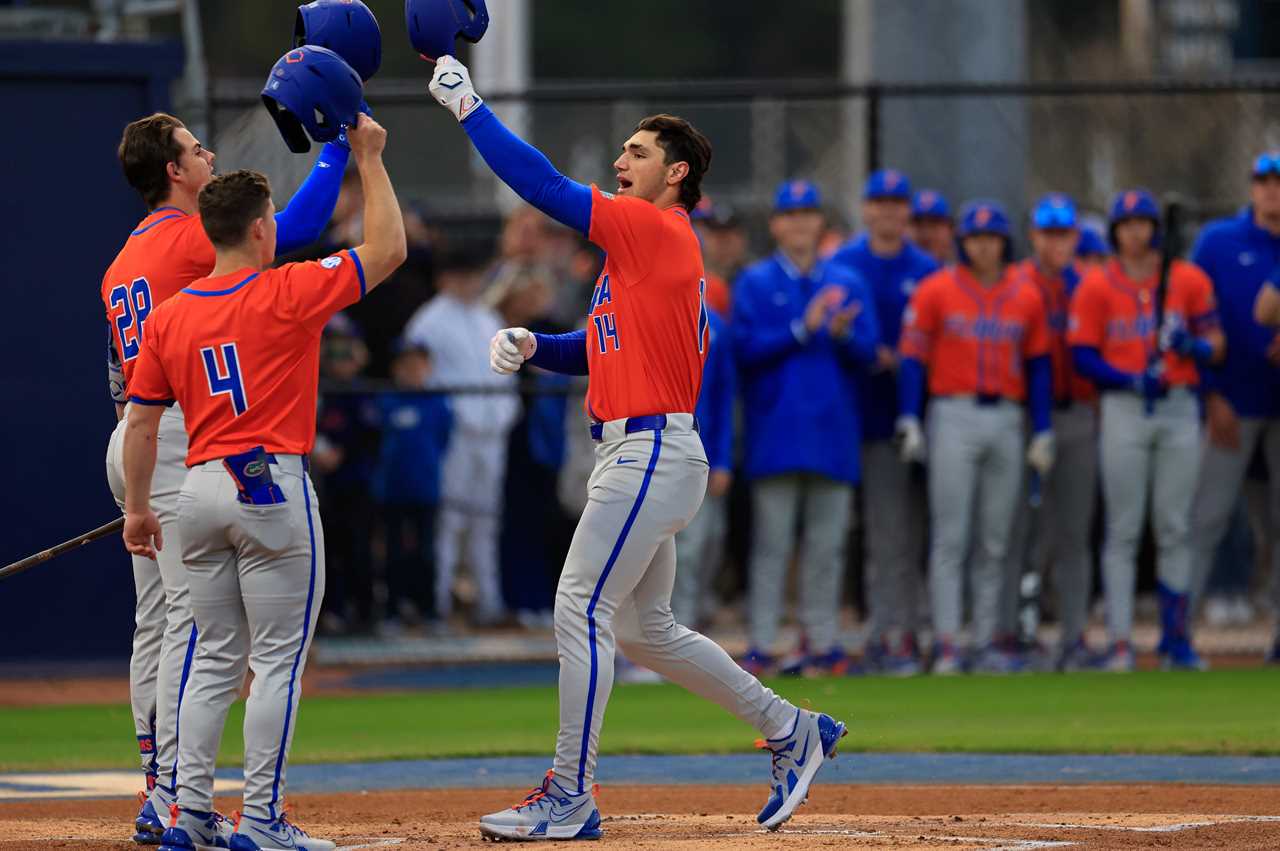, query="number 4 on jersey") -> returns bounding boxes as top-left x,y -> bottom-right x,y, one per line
202,342 -> 248,416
